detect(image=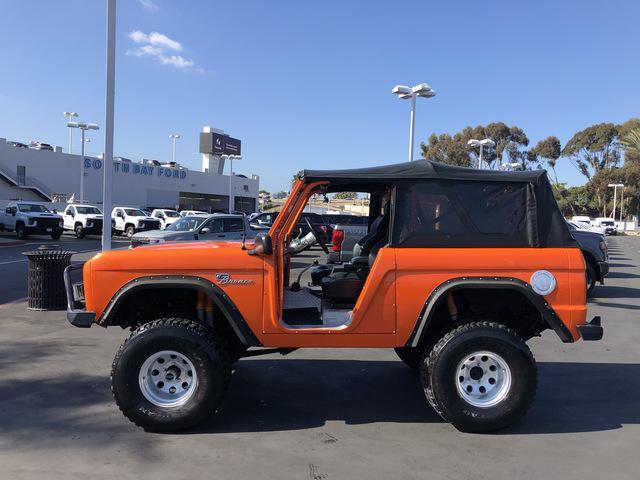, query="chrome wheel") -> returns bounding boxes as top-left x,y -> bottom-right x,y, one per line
455,351 -> 511,408
139,350 -> 198,408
